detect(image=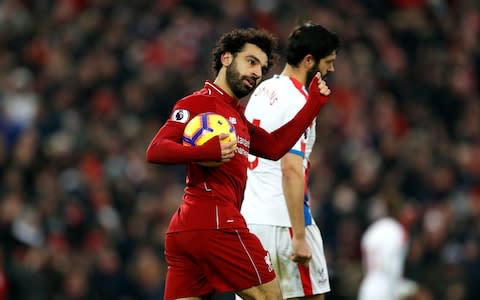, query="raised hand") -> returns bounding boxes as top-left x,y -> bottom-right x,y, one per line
317,74 -> 331,96
308,72 -> 331,96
